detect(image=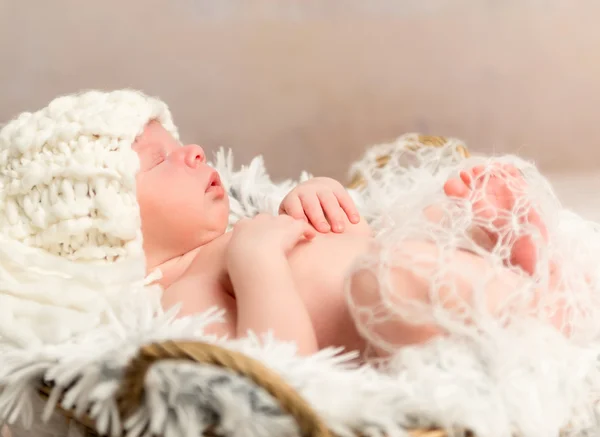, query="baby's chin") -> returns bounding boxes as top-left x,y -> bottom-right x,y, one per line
213,224 -> 230,240
199,223 -> 230,245
214,201 -> 231,232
